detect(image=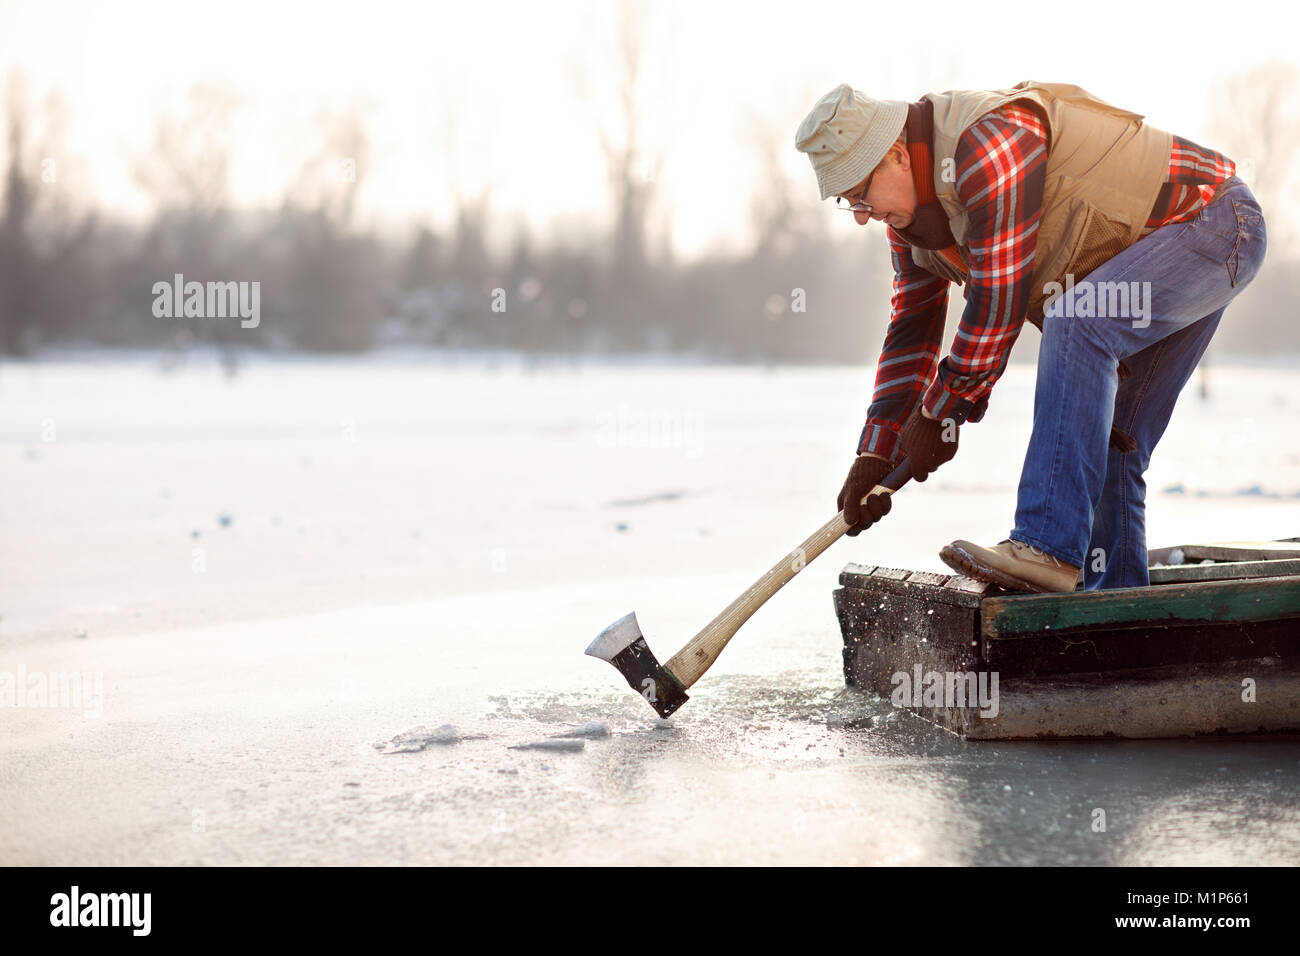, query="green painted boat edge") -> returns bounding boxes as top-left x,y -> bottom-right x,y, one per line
982,573 -> 1300,639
